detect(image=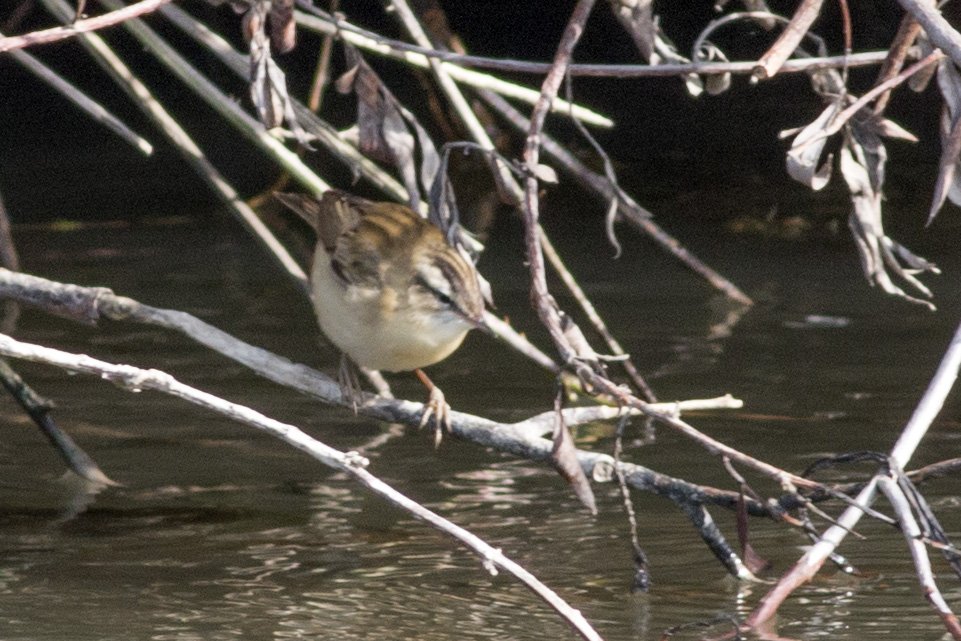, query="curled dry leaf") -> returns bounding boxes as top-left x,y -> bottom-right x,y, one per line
695,42 -> 732,96
235,0 -> 308,143
840,139 -> 938,310
784,102 -> 839,190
